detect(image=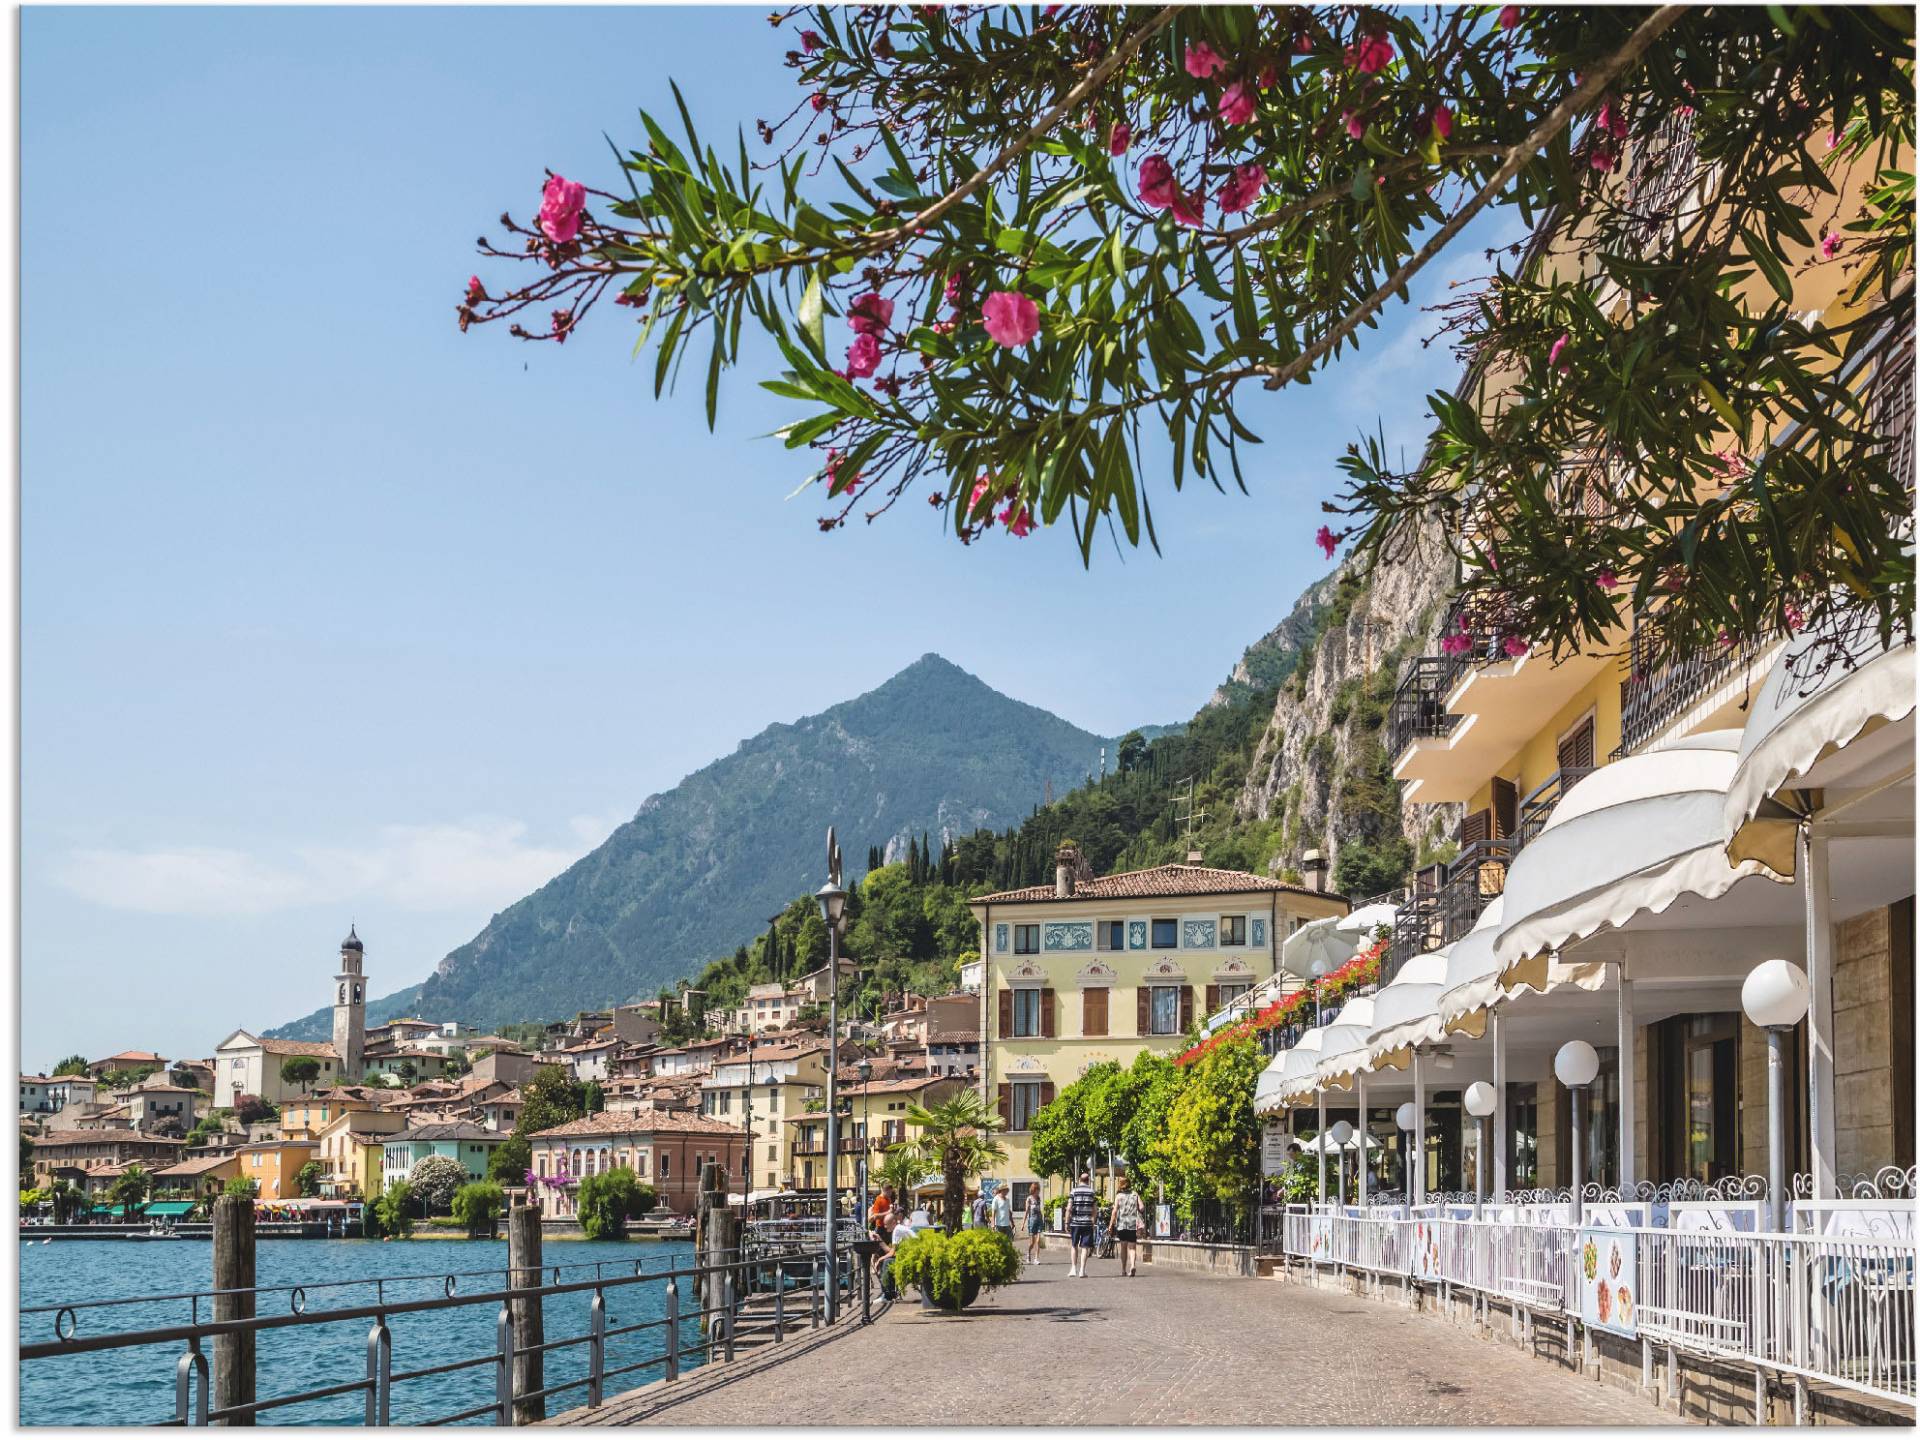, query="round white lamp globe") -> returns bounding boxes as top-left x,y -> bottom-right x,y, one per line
1742,958 -> 1812,1031
1328,1120 -> 1354,1146
1395,1101 -> 1417,1132
1554,1039 -> 1600,1089
1464,1081 -> 1497,1118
